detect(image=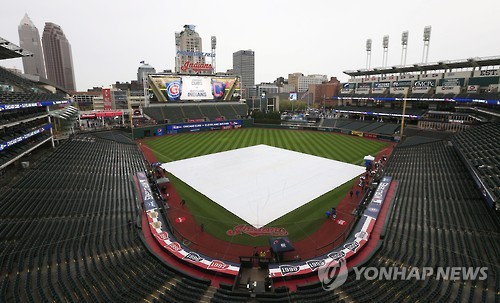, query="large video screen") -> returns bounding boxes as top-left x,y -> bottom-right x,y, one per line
148,74 -> 240,102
